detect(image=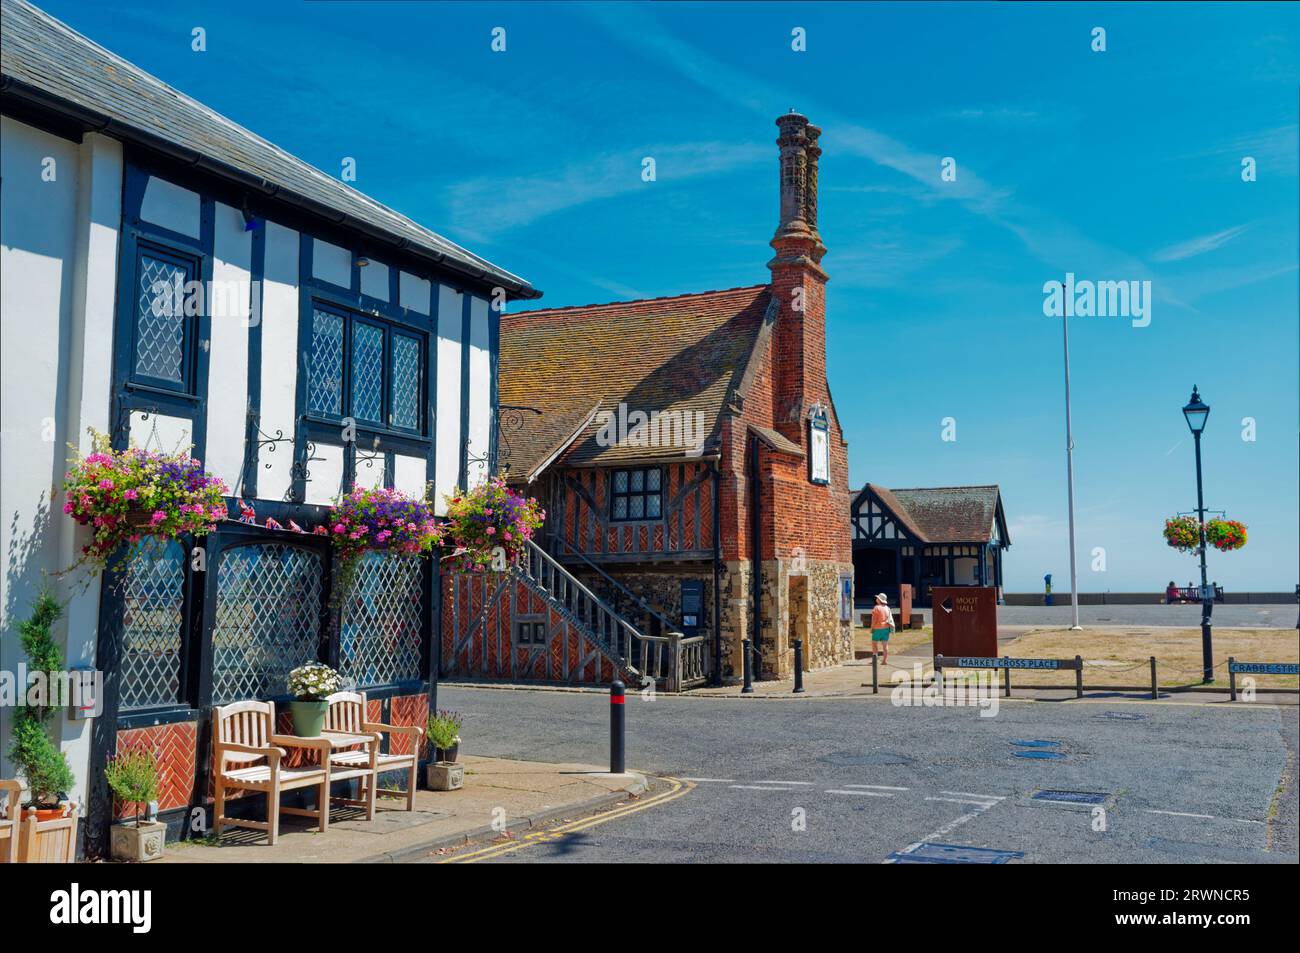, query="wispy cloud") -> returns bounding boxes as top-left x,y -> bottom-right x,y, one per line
443,141 -> 766,241
1152,224 -> 1250,262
